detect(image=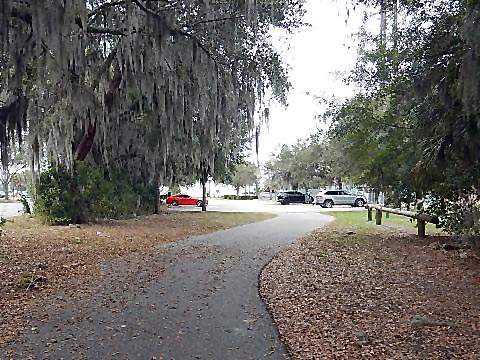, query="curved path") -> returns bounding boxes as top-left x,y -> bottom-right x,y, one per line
4,213 -> 332,359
